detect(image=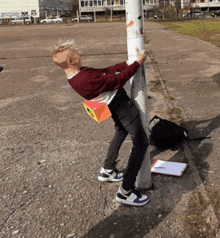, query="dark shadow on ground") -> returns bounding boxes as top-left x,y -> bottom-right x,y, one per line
82,115 -> 220,238
82,152 -> 193,237
181,114 -> 220,182
212,72 -> 220,87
